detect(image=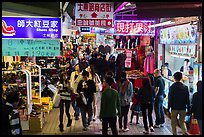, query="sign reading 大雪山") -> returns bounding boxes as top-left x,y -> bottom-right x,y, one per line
2,17 -> 61,39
